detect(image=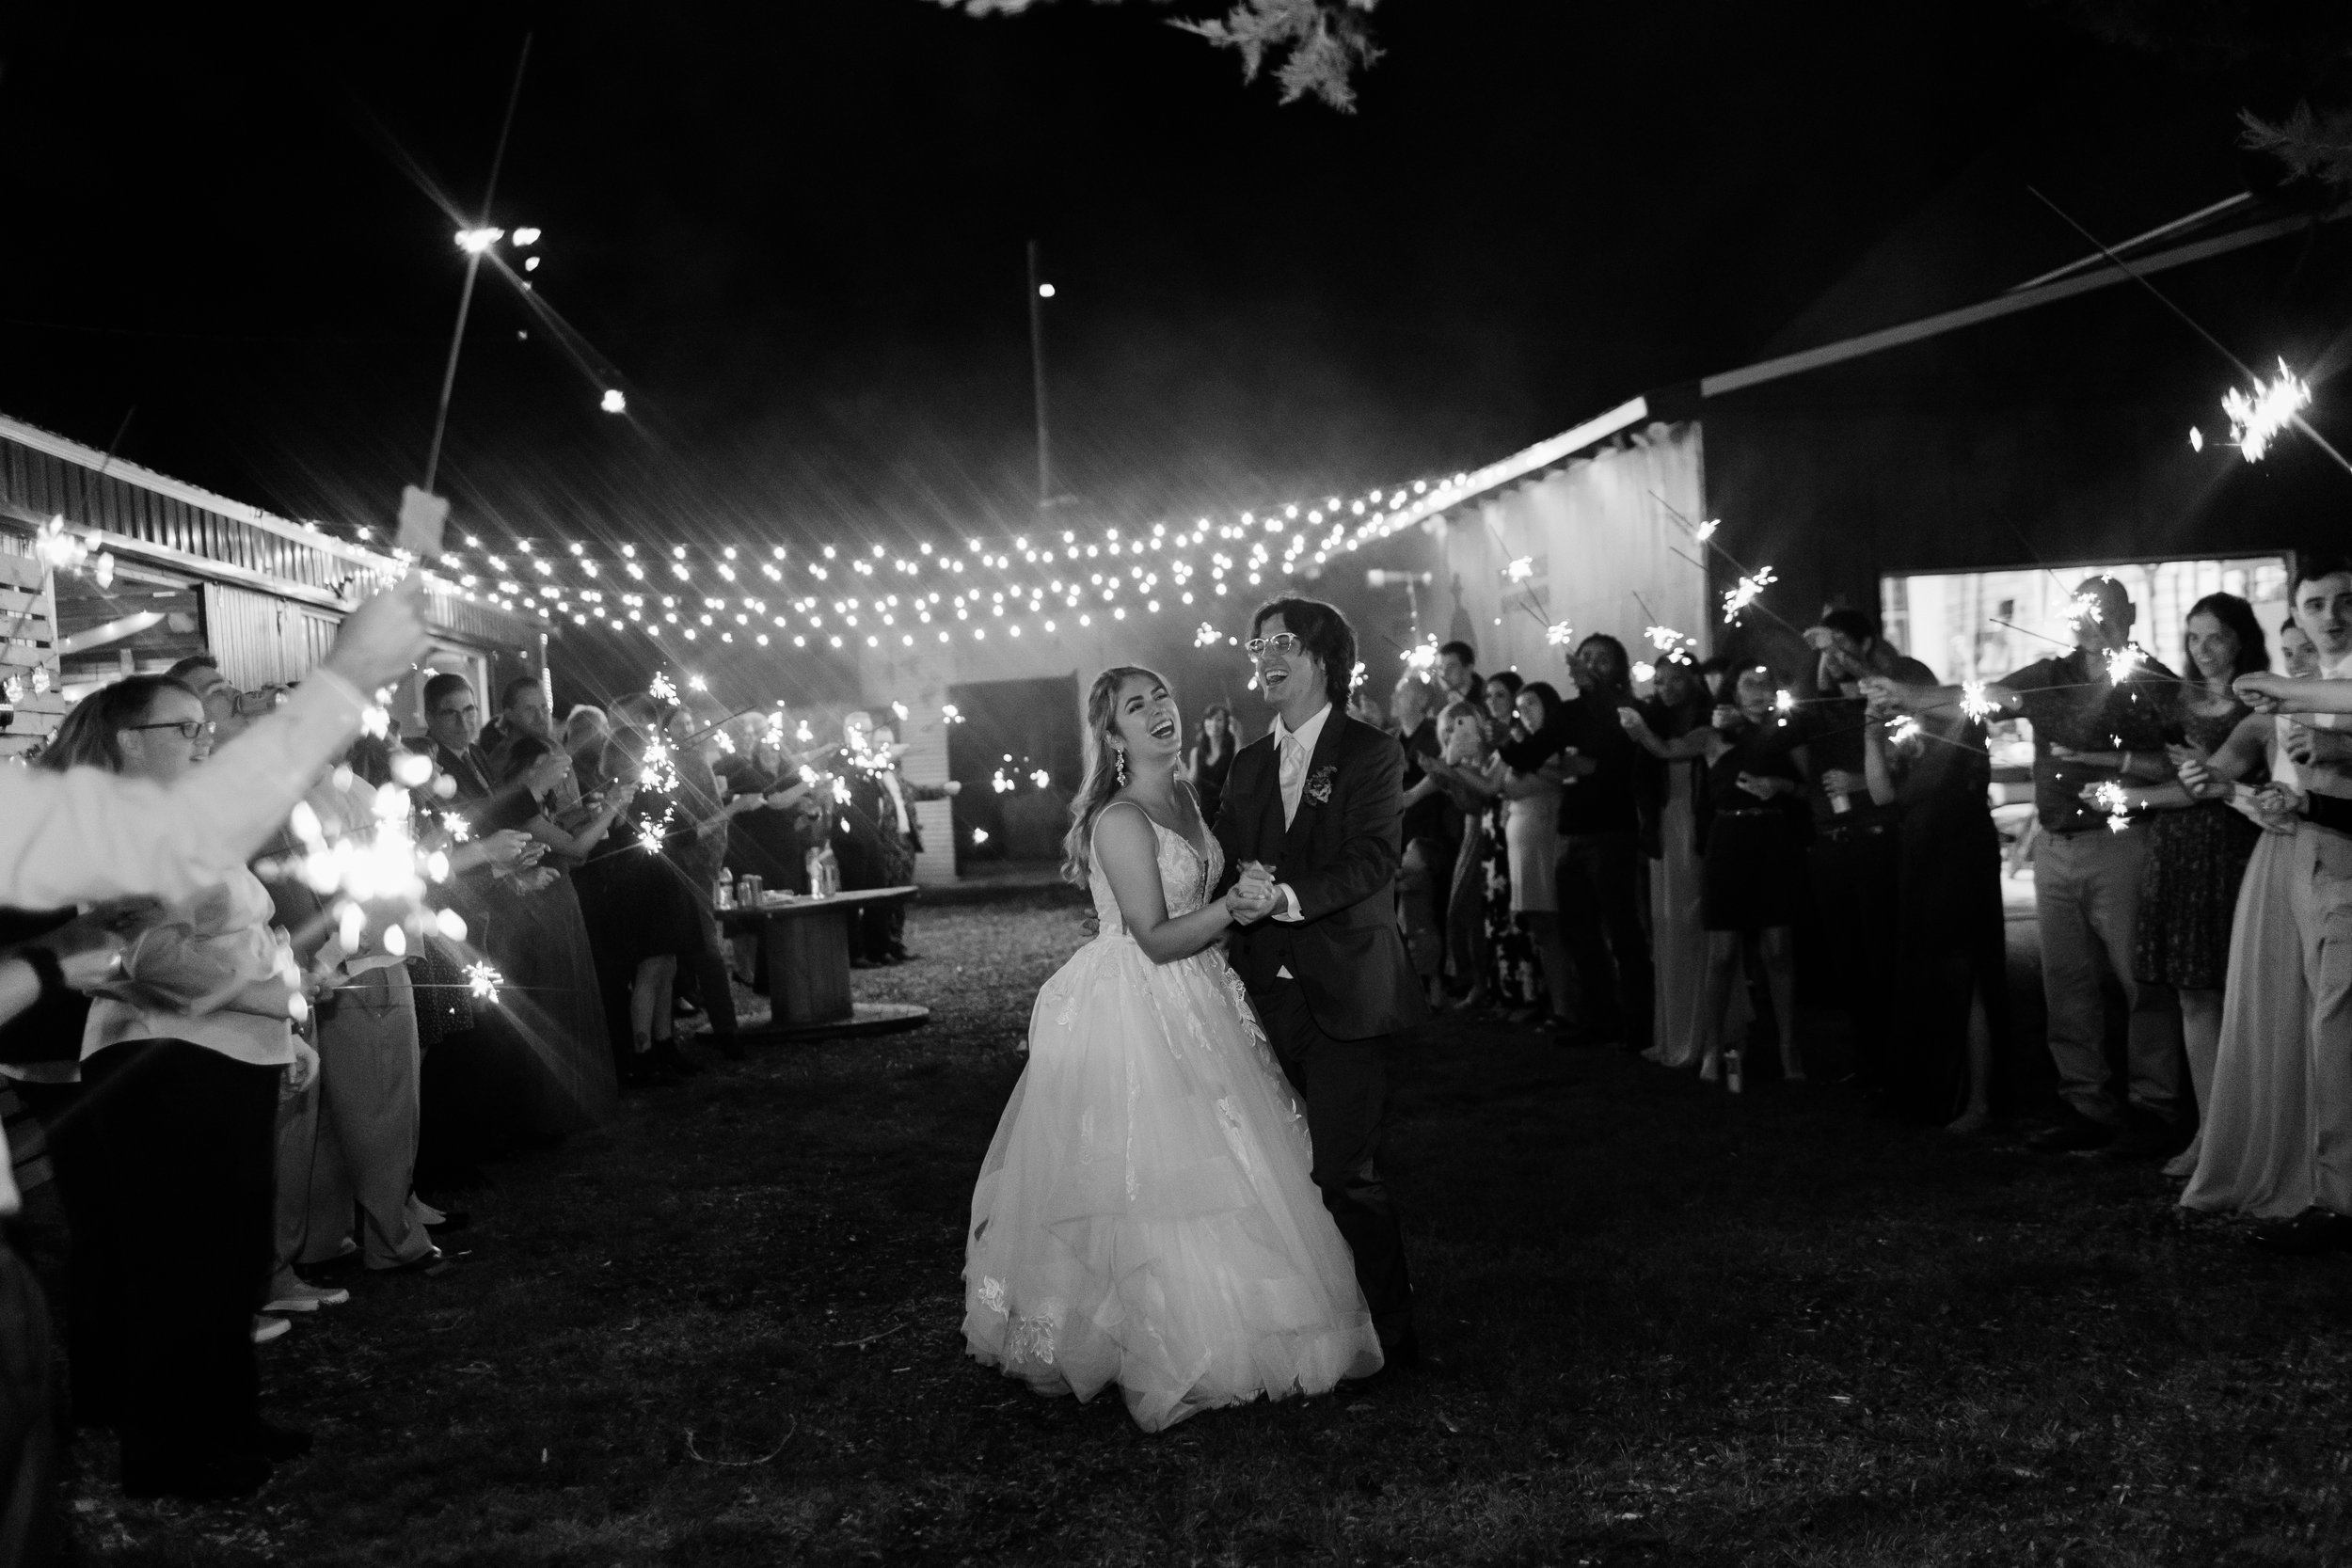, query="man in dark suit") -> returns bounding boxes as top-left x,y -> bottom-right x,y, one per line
1214,595 -> 1428,1365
